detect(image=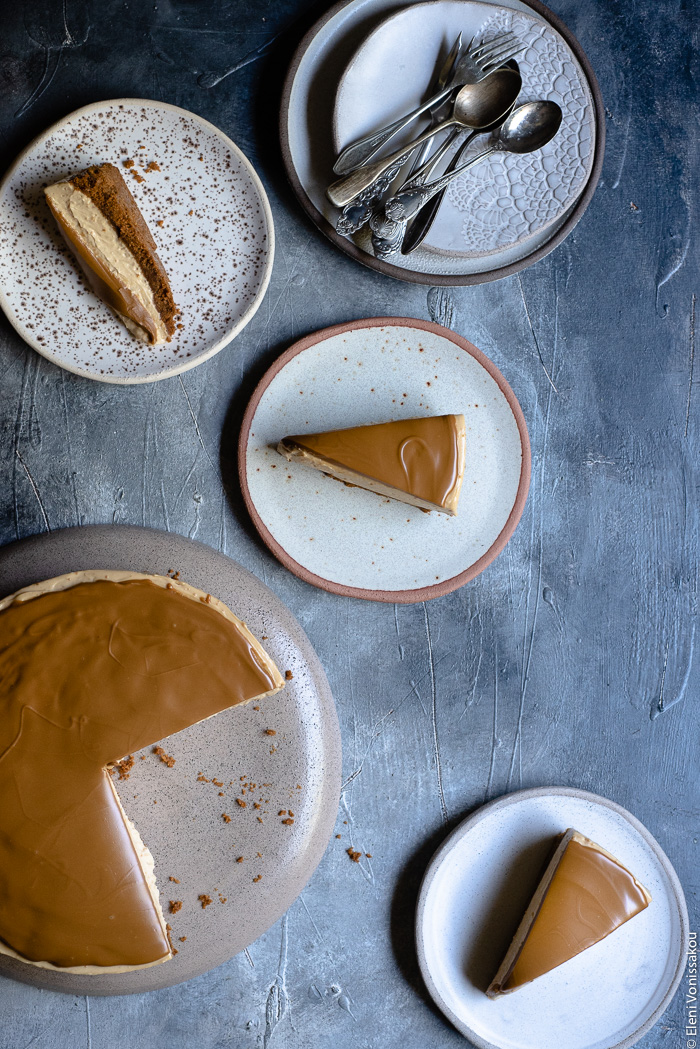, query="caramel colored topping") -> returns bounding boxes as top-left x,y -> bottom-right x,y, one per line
488,830 -> 651,996
0,577 -> 282,969
279,415 -> 466,514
